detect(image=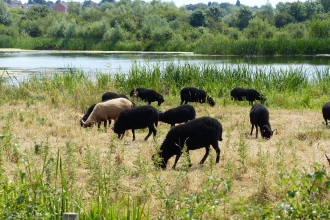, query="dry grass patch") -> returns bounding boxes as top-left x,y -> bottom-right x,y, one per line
1,98 -> 330,218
